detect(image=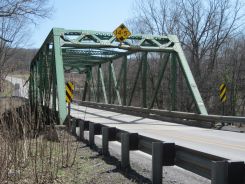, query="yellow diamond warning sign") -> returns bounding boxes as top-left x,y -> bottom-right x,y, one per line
113,23 -> 131,42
